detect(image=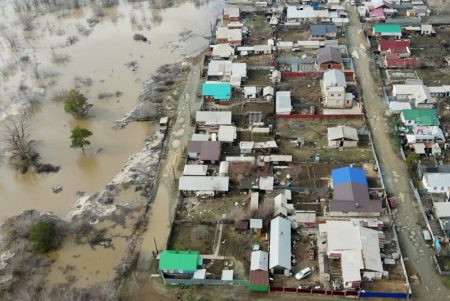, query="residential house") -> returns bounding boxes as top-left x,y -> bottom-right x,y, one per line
317,46 -> 343,70
263,86 -> 274,101
327,125 -> 359,148
433,202 -> 450,236
420,165 -> 450,196
373,24 -> 402,39
393,84 -> 435,107
224,7 -> 240,21
384,53 -> 415,69
319,220 -> 383,289
212,44 -> 235,59
244,86 -> 258,99
274,193 -> 294,217
276,91 -> 292,115
378,40 -> 410,57
271,70 -> 282,84
368,8 -> 385,21
330,167 -> 382,217
179,176 -> 229,196
202,82 -> 231,102
196,111 -> 232,129
310,23 -> 337,40
421,24 -> 434,35
207,61 -> 247,86
249,250 -> 269,292
287,5 -> 333,23
400,109 -> 444,146
269,216 -> 291,276
400,109 -> 439,126
159,250 -> 202,275
322,69 -> 353,108
187,141 -> 221,163
218,125 -> 237,142
216,27 -> 242,46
